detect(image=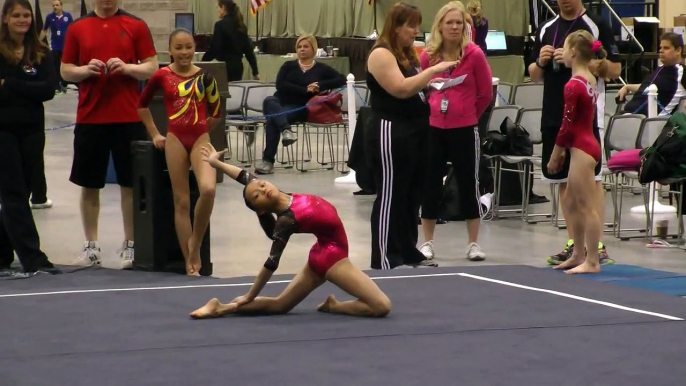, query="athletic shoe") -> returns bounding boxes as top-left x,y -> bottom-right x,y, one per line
418,241 -> 435,259
597,243 -> 615,265
73,241 -> 101,267
466,242 -> 485,261
546,240 -> 574,265
117,240 -> 134,270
